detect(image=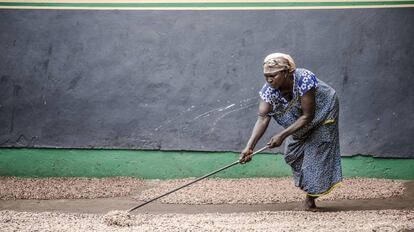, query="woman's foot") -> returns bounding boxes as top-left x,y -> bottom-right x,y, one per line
304,195 -> 319,212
